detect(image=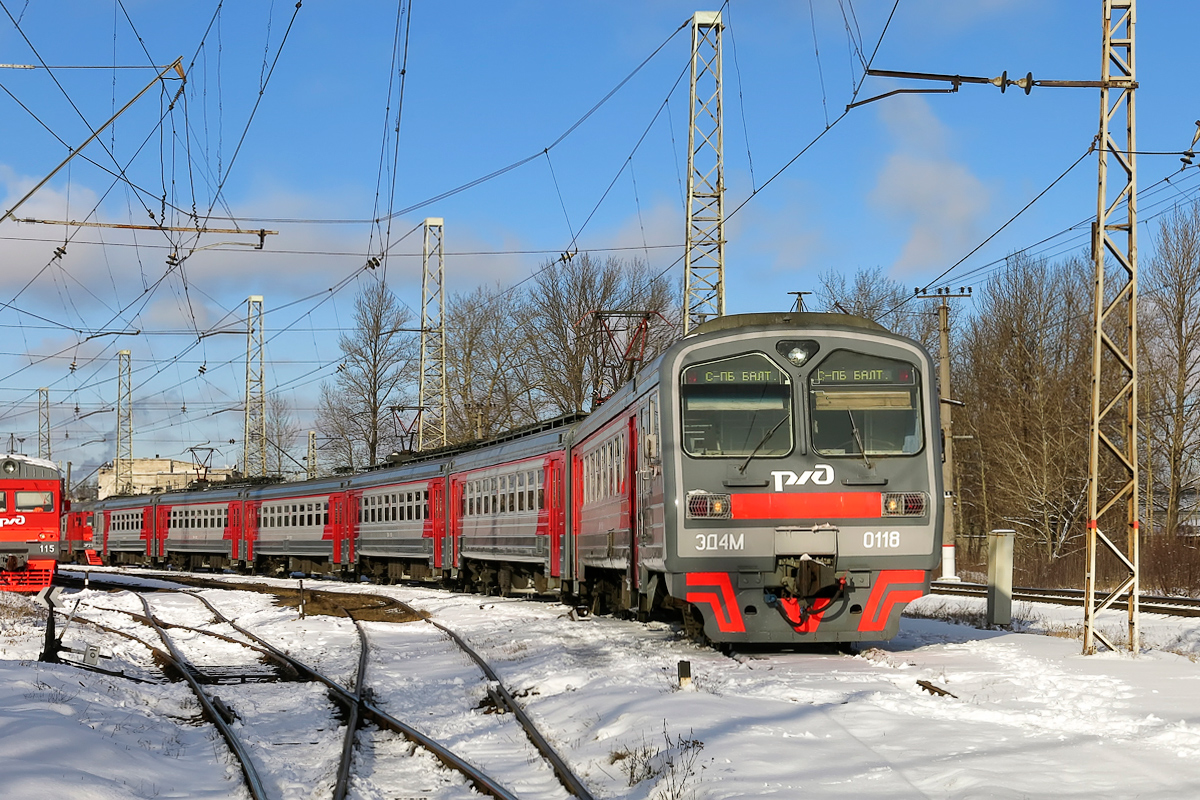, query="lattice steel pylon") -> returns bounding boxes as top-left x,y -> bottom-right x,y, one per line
243,296 -> 267,478
682,10 -> 725,335
116,350 -> 133,494
418,218 -> 447,451
1083,0 -> 1139,655
37,387 -> 50,460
